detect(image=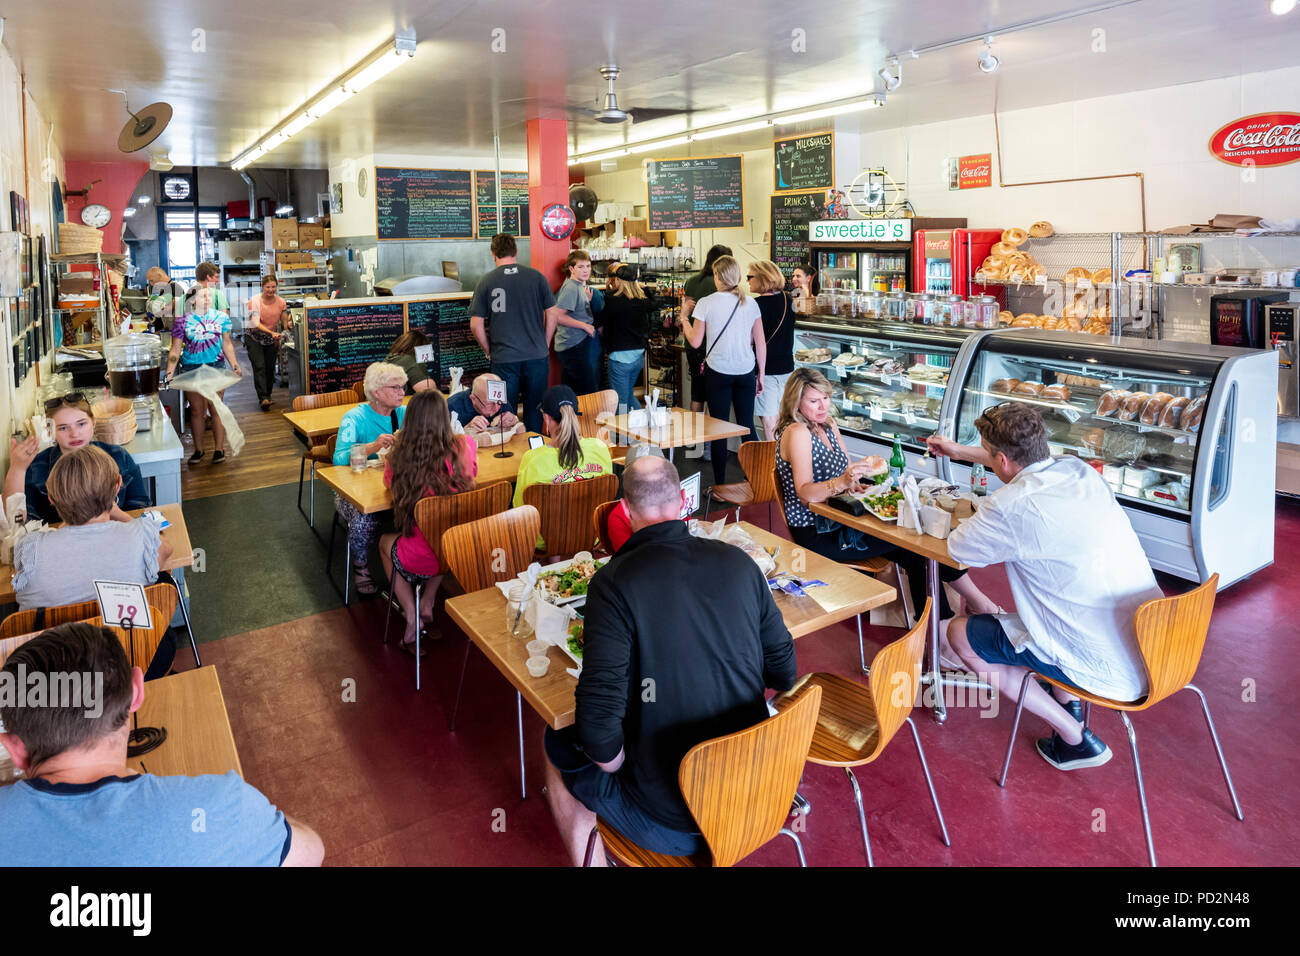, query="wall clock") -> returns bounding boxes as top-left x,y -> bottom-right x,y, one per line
357,167 -> 369,198
540,203 -> 576,240
80,203 -> 111,228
